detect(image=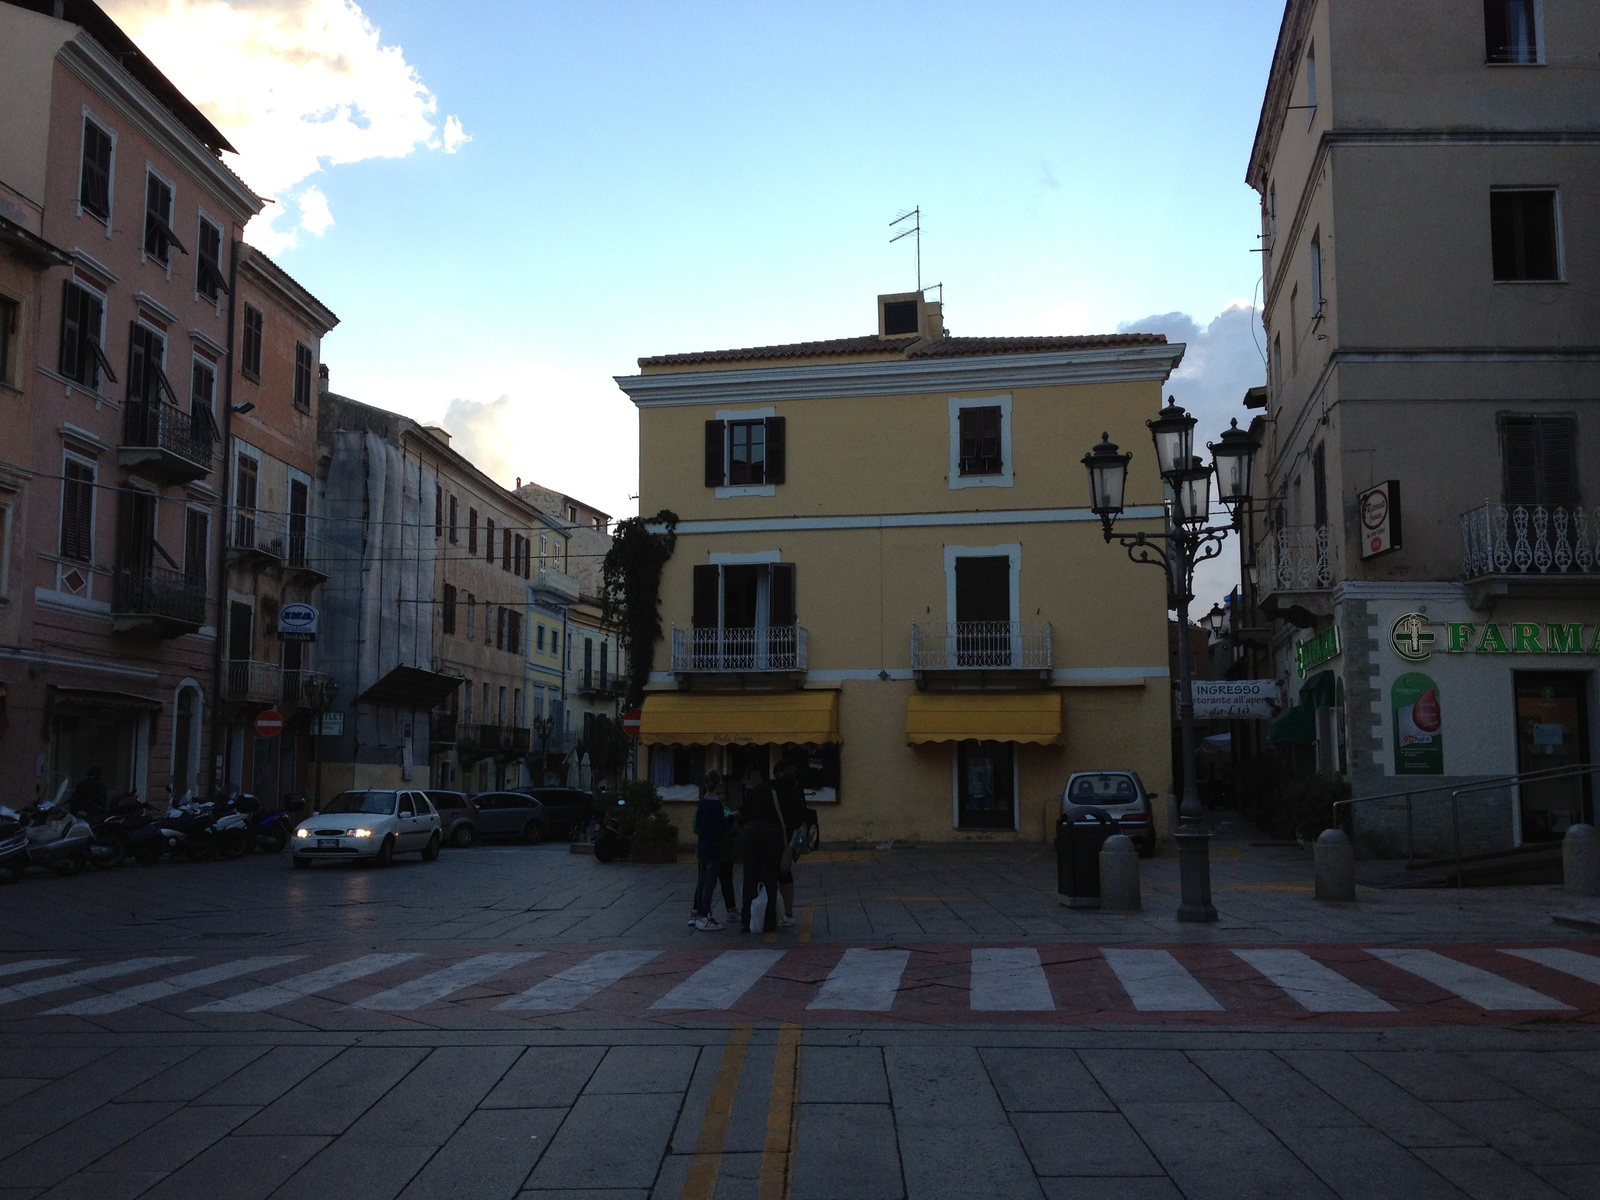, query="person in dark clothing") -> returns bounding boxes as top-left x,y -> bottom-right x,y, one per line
692,771 -> 728,930
772,759 -> 807,928
68,766 -> 107,815
739,766 -> 783,933
717,792 -> 743,924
